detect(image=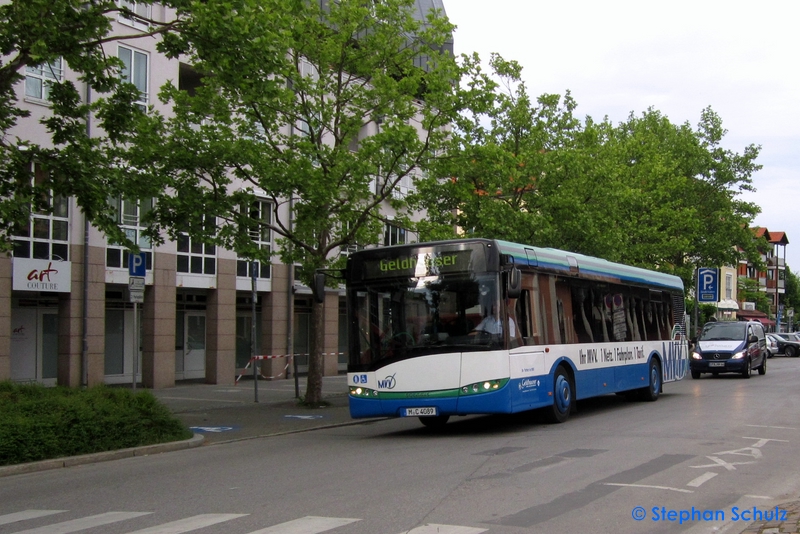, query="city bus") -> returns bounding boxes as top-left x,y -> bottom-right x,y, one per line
325,238 -> 688,427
